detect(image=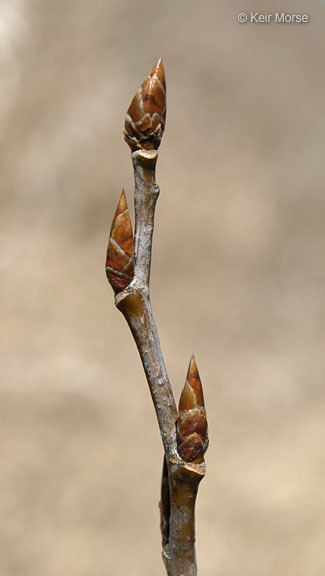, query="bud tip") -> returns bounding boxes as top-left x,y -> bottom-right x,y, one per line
118,188 -> 127,212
